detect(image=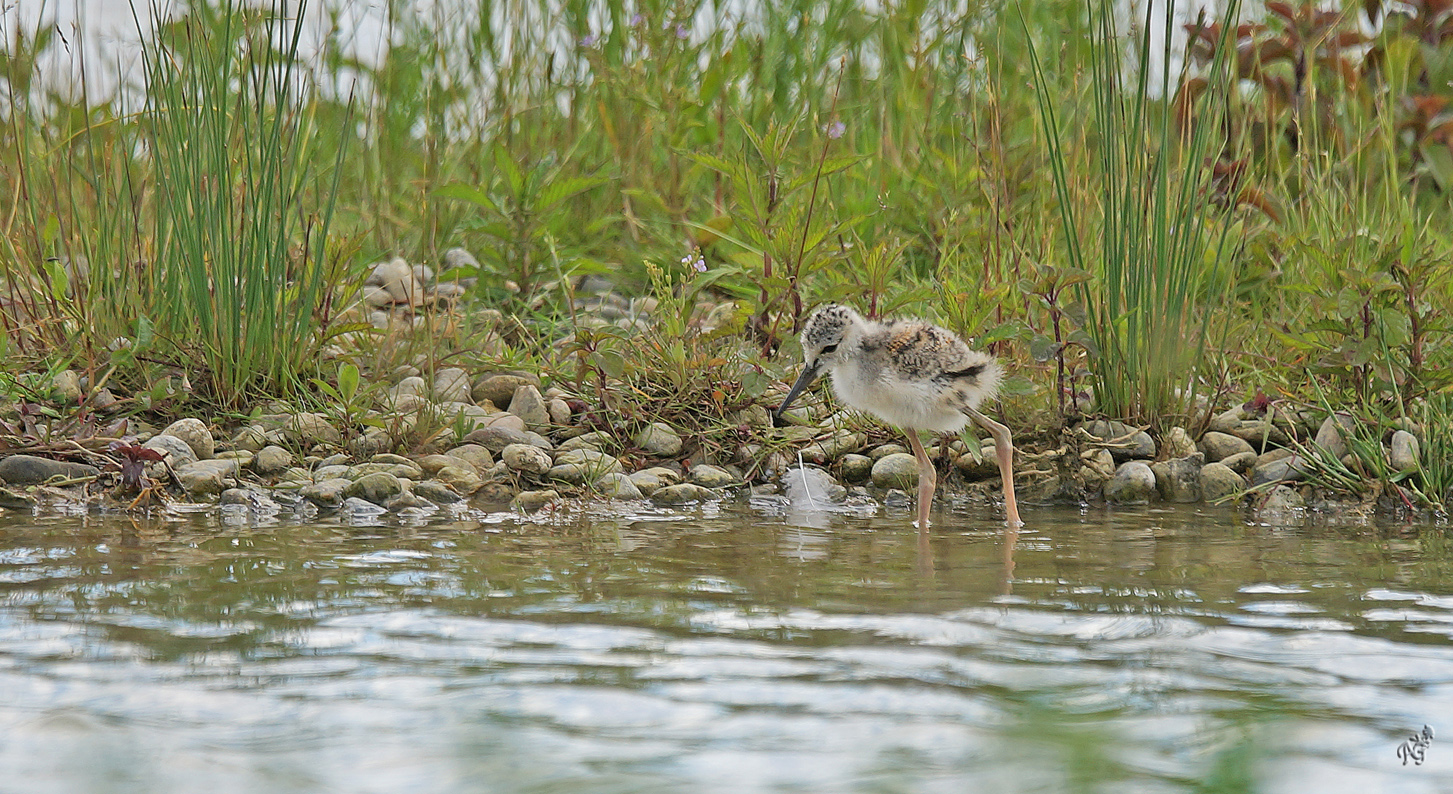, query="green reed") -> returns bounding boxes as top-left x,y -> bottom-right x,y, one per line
140,0 -> 346,405
1026,0 -> 1239,428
